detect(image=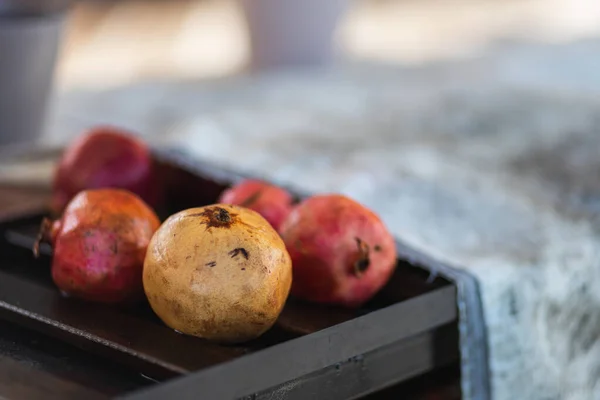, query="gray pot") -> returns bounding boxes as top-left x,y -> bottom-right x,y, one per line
0,9 -> 66,147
